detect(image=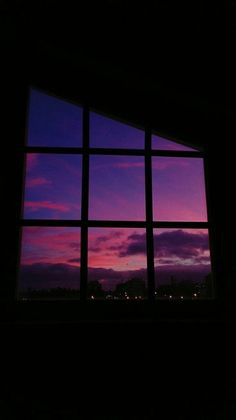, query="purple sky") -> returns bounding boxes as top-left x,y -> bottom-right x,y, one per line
19,227 -> 211,292
152,157 -> 207,221
27,89 -> 83,147
19,90 -> 211,296
23,153 -> 82,219
90,112 -> 144,148
89,155 -> 145,220
152,134 -> 197,151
